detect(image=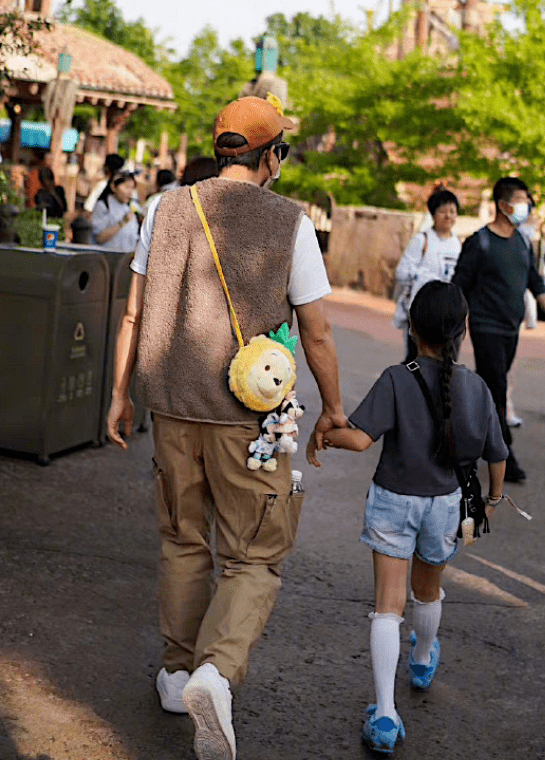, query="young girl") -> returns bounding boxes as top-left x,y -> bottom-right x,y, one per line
311,281 -> 508,754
